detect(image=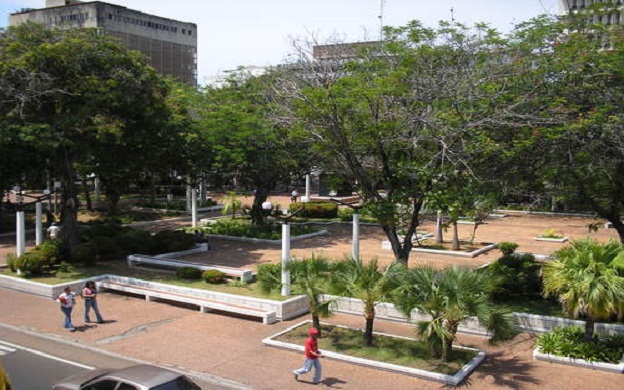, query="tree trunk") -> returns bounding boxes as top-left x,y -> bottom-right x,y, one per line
59,147 -> 80,255
312,314 -> 322,338
584,318 -> 595,342
436,210 -> 444,243
442,322 -> 459,362
364,311 -> 375,347
250,188 -> 270,225
451,222 -> 460,250
82,179 -> 92,211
